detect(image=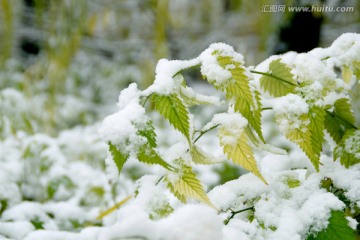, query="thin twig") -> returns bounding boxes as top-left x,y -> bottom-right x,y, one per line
193,124 -> 220,144
250,70 -> 297,87
224,206 -> 254,225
